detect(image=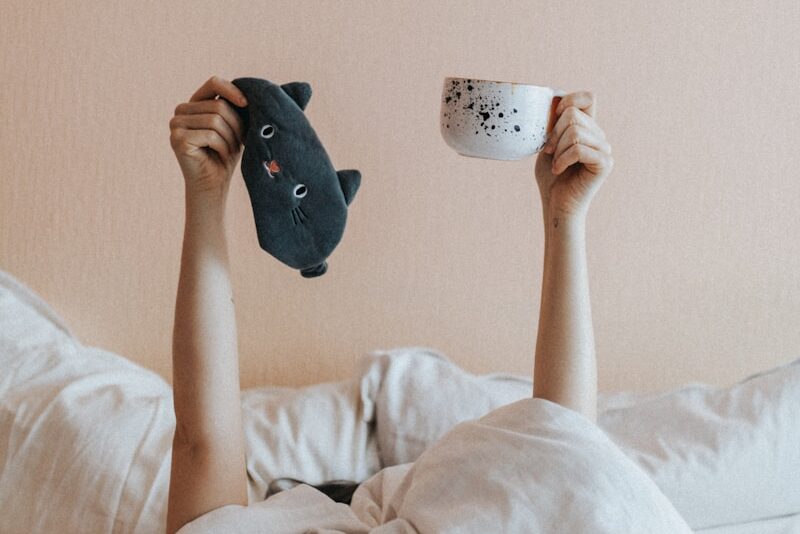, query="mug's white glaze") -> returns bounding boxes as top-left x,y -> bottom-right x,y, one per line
440,77 -> 563,160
